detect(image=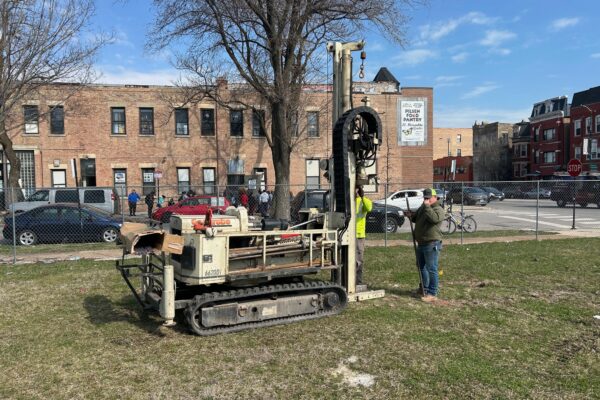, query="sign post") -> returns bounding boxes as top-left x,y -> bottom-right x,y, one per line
567,159 -> 582,229
154,170 -> 163,198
